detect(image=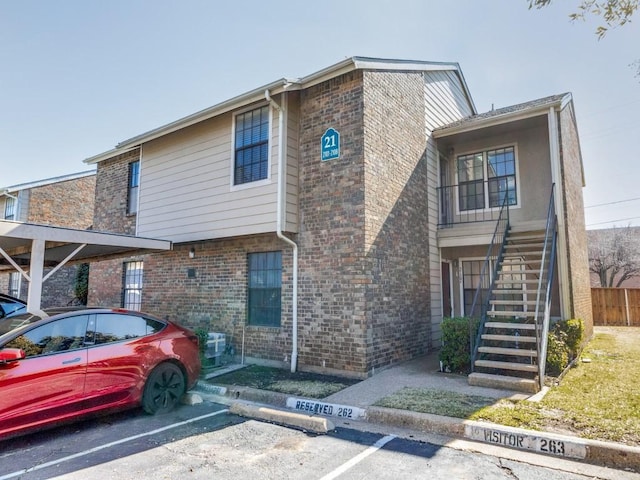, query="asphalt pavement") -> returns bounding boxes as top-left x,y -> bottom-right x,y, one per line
193,353 -> 640,475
